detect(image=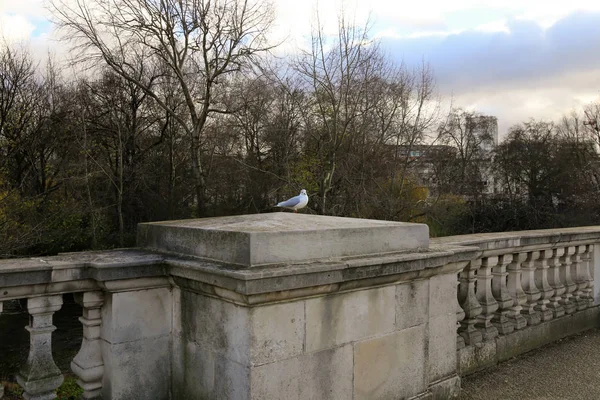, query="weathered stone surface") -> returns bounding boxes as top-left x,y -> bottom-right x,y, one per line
396,279 -> 429,330
428,313 -> 458,382
457,340 -> 497,376
180,290 -> 250,365
172,340 -> 216,400
429,375 -> 461,399
305,286 -> 395,352
593,244 -> 600,304
17,295 -> 64,400
250,301 -> 305,365
101,335 -> 171,400
497,306 -> 600,363
354,326 -> 426,400
250,345 -> 353,400
101,287 -> 172,344
71,291 -> 104,399
138,213 -> 429,267
174,340 -> 250,400
459,306 -> 600,375
6,215 -> 600,400
429,273 -> 458,317
432,226 -> 600,250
